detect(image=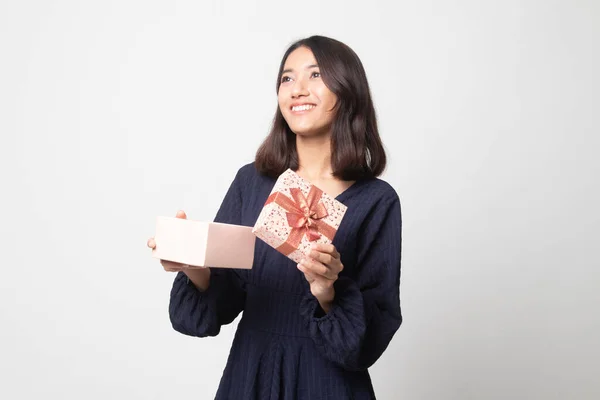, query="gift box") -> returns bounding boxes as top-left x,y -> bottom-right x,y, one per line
252,169 -> 348,263
152,217 -> 255,269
